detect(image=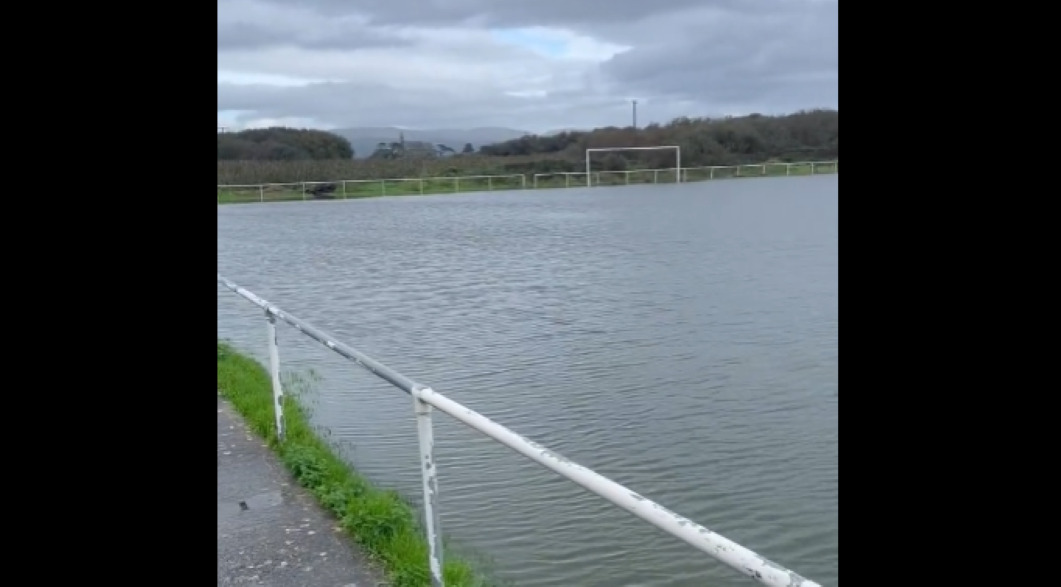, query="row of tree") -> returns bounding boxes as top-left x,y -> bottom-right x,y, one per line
217,127 -> 354,160
478,109 -> 838,169
216,109 -> 837,170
